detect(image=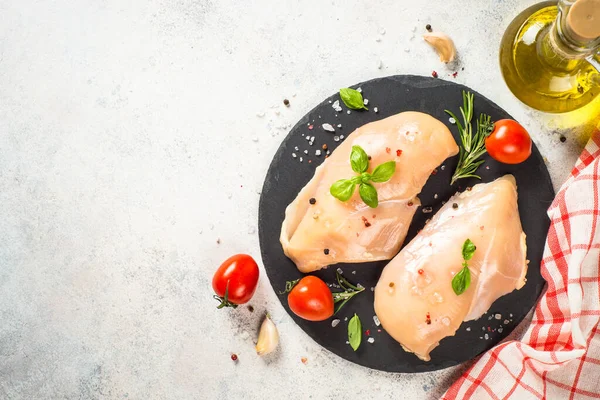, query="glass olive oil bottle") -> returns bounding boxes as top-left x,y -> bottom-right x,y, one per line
499,0 -> 600,113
